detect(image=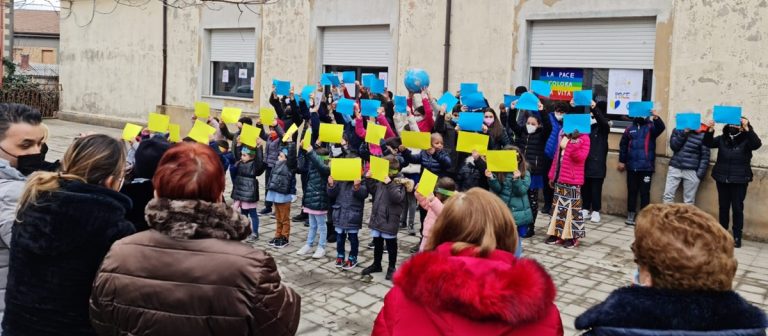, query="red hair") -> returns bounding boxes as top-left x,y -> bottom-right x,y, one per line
153,142 -> 225,203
